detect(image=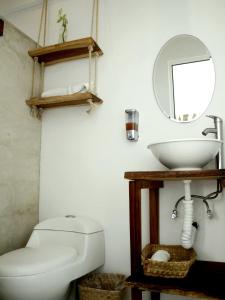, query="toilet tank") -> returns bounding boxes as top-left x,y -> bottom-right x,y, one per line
33,215 -> 103,233
26,216 -> 104,258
